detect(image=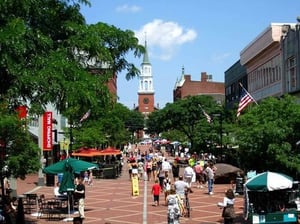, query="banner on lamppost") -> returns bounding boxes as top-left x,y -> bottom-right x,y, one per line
43,111 -> 53,151
16,105 -> 27,119
60,139 -> 70,151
